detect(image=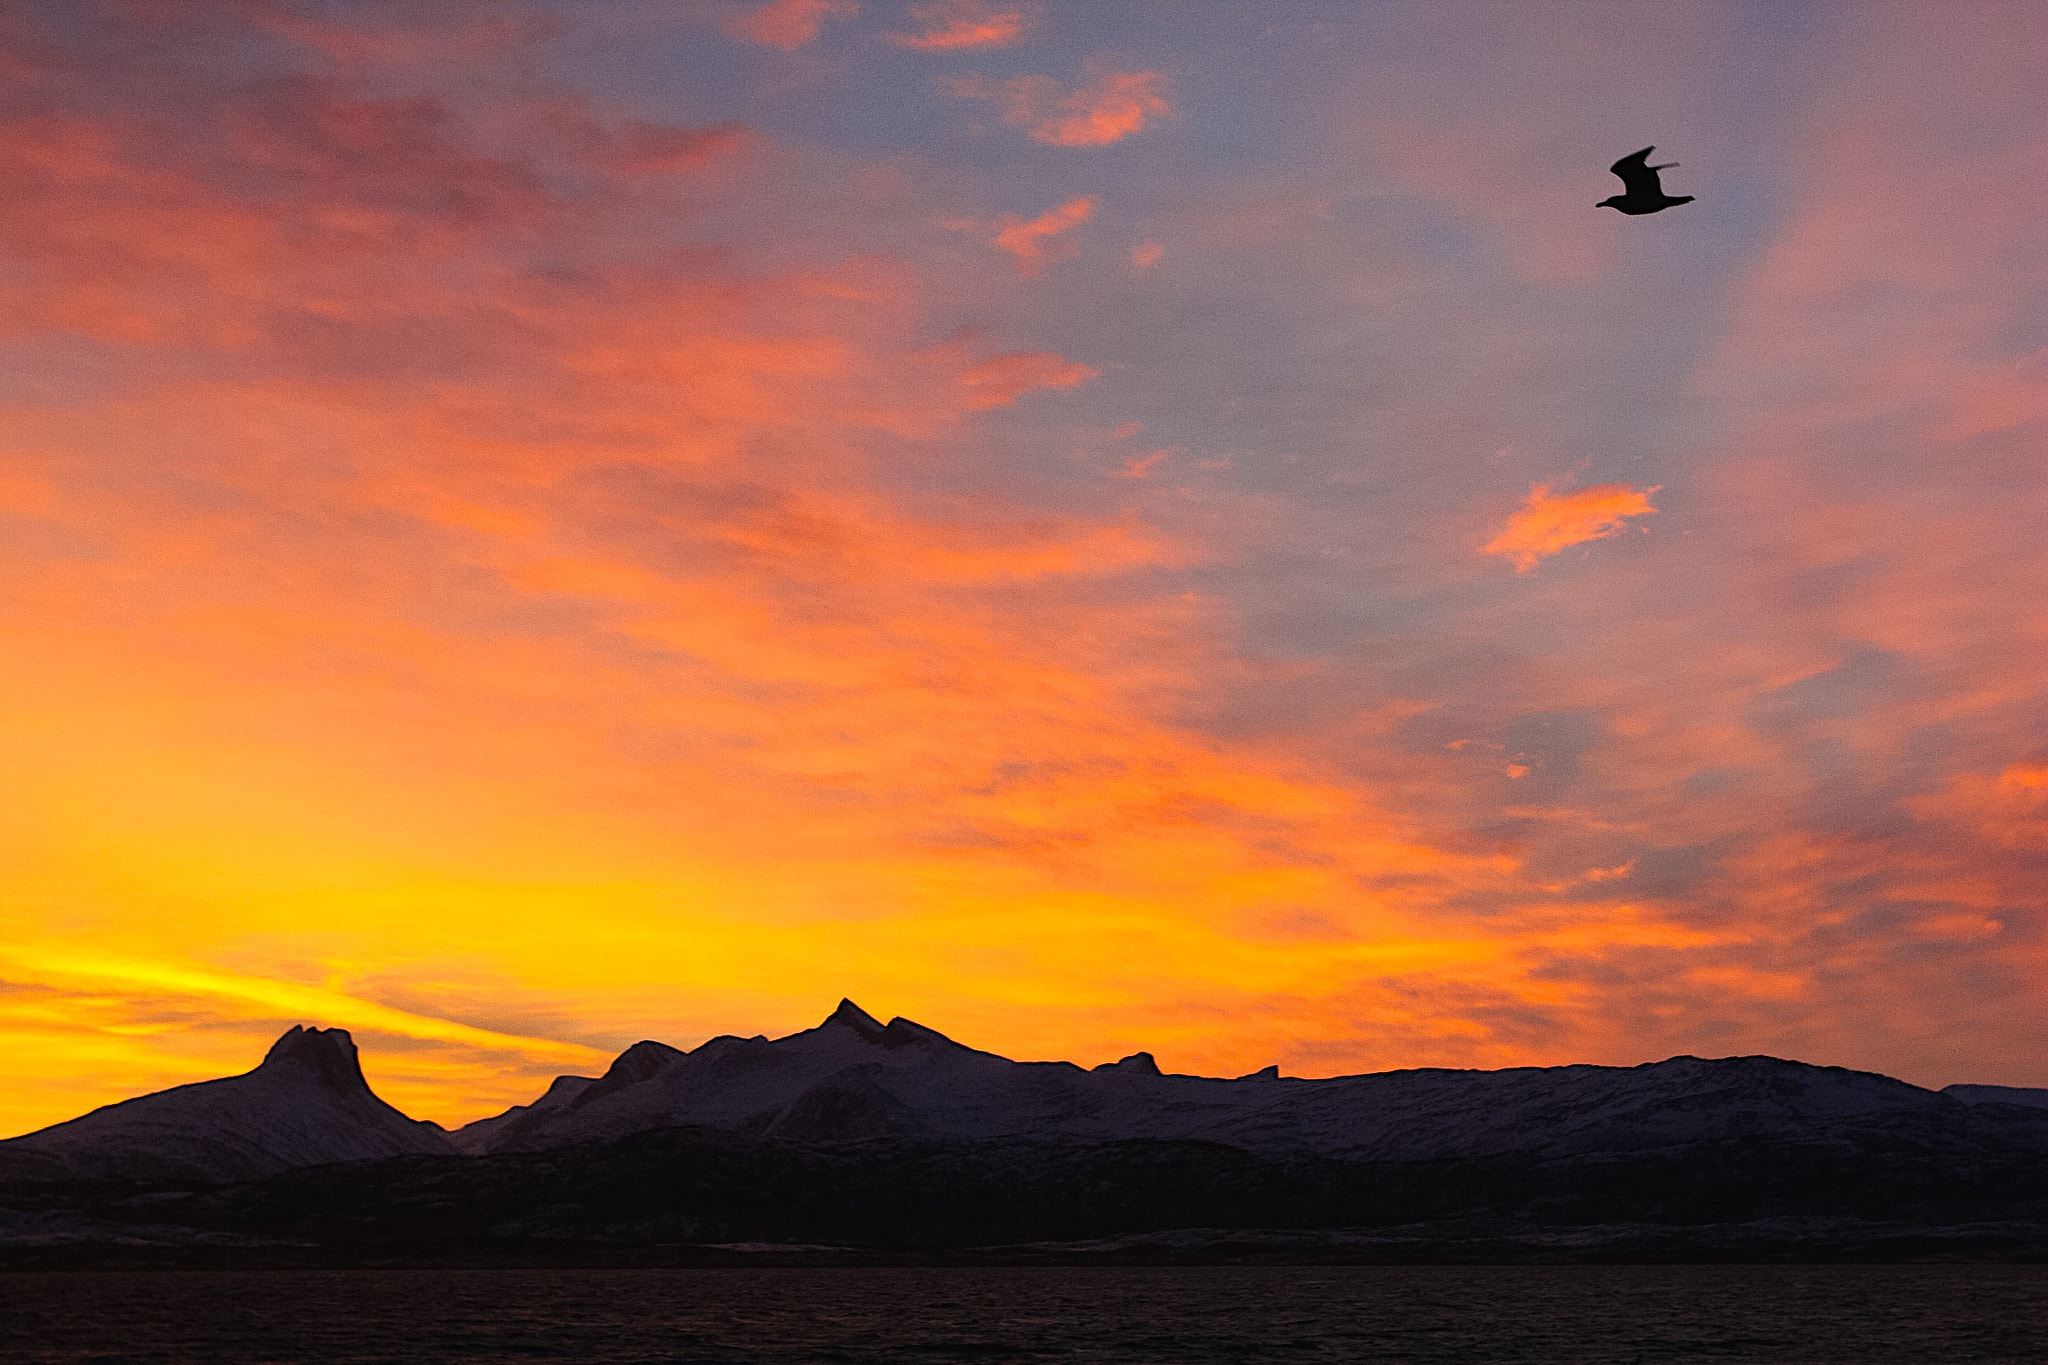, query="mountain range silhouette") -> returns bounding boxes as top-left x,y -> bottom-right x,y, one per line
4,1002 -> 2045,1264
